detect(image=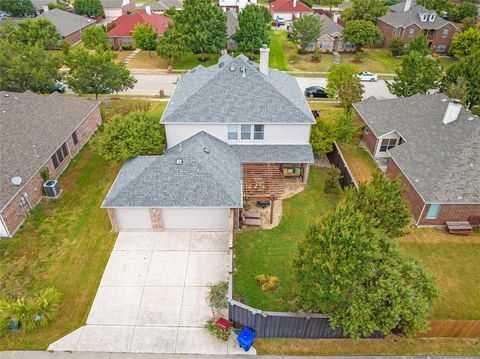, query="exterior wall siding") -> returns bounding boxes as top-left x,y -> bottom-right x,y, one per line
0,106 -> 101,237
165,124 -> 312,148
